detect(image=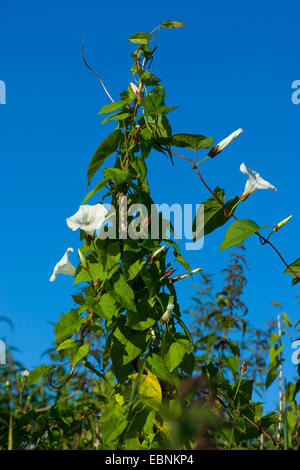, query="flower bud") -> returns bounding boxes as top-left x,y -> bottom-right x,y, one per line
150,328 -> 156,341
130,82 -> 142,101
151,245 -> 166,262
208,129 -> 243,158
273,215 -> 292,232
161,303 -> 175,322
169,267 -> 202,283
78,249 -> 88,269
